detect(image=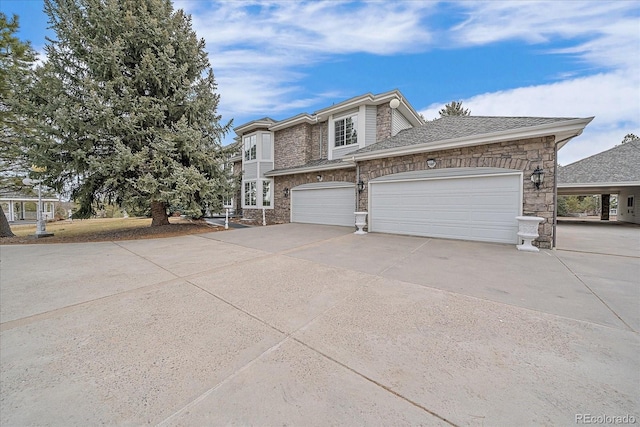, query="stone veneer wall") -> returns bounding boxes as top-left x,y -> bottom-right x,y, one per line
376,104 -> 392,142
357,136 -> 557,248
242,168 -> 357,224
274,122 -> 329,170
274,123 -> 312,170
